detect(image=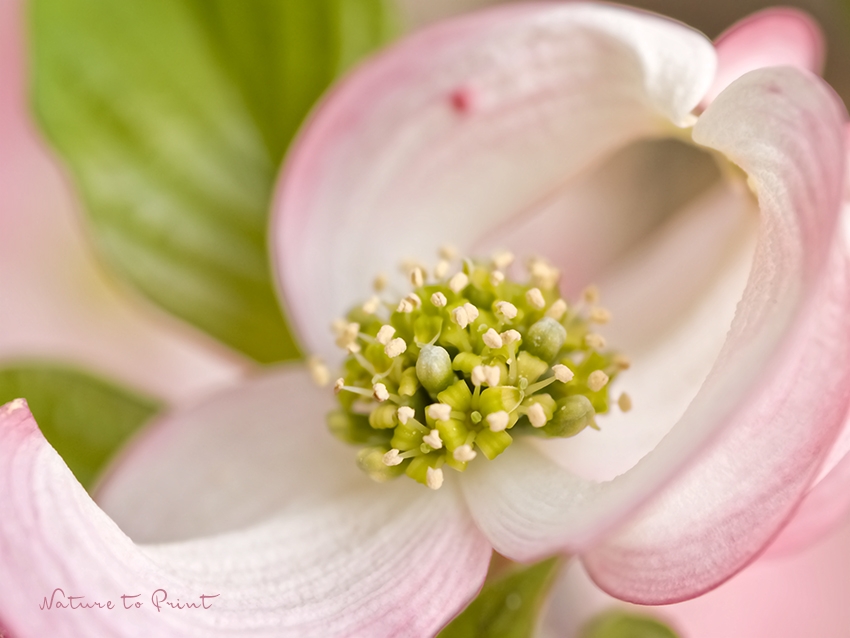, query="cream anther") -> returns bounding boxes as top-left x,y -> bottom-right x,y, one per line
373,383 -> 389,402
426,466 -> 444,490
449,272 -> 469,293
397,406 -> 415,424
487,411 -> 510,432
331,318 -> 348,336
526,288 -> 546,309
482,329 -> 503,349
427,403 -> 452,422
434,260 -> 450,279
451,306 -> 470,329
590,307 -> 612,324
528,259 -> 560,289
471,365 -> 487,387
613,354 -> 632,370
345,342 -> 361,354
382,449 -> 403,467
423,429 -> 443,450
490,270 -> 505,286
385,338 -> 407,358
528,402 -> 548,428
400,258 -> 426,275
588,370 -> 609,392
335,322 -> 360,349
410,267 -> 424,287
373,273 -> 388,292
454,444 -> 477,462
439,244 -> 458,261
500,329 -> 521,345
407,293 -> 422,308
582,285 -> 600,304
546,299 -> 567,320
463,303 -> 479,322
484,365 -> 501,387
308,356 -> 330,387
495,301 -> 518,320
361,296 -> 381,314
552,364 -> 574,383
376,324 -> 396,345
492,250 -> 515,270
333,378 -> 345,394
585,333 -> 607,350
397,298 -> 415,313
618,392 -> 633,412
431,291 -> 448,307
